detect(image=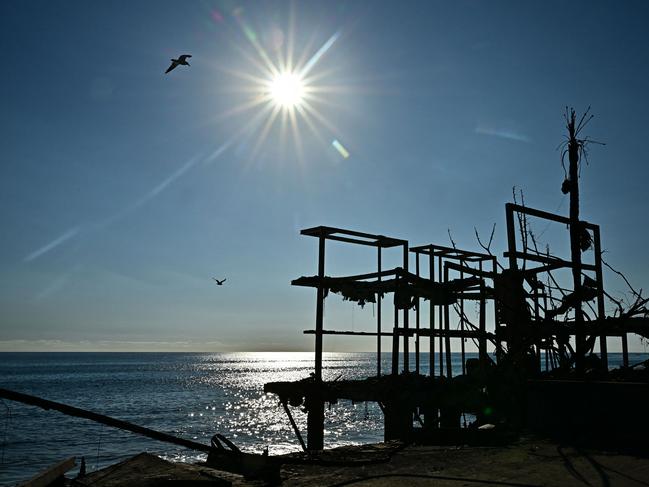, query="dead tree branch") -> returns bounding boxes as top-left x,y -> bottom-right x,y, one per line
447,229 -> 457,250
601,256 -> 641,298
